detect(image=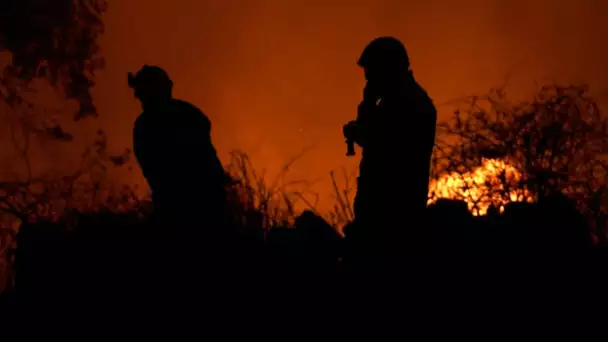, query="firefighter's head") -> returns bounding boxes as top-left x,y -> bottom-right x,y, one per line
128,65 -> 173,109
357,37 -> 410,86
